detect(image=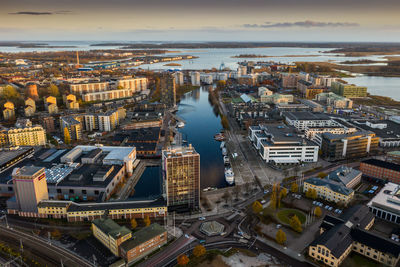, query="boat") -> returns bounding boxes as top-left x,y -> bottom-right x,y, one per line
220,141 -> 225,149
214,133 -> 226,141
223,155 -> 230,165
177,121 -> 185,128
225,168 -> 235,185
222,147 -> 227,156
